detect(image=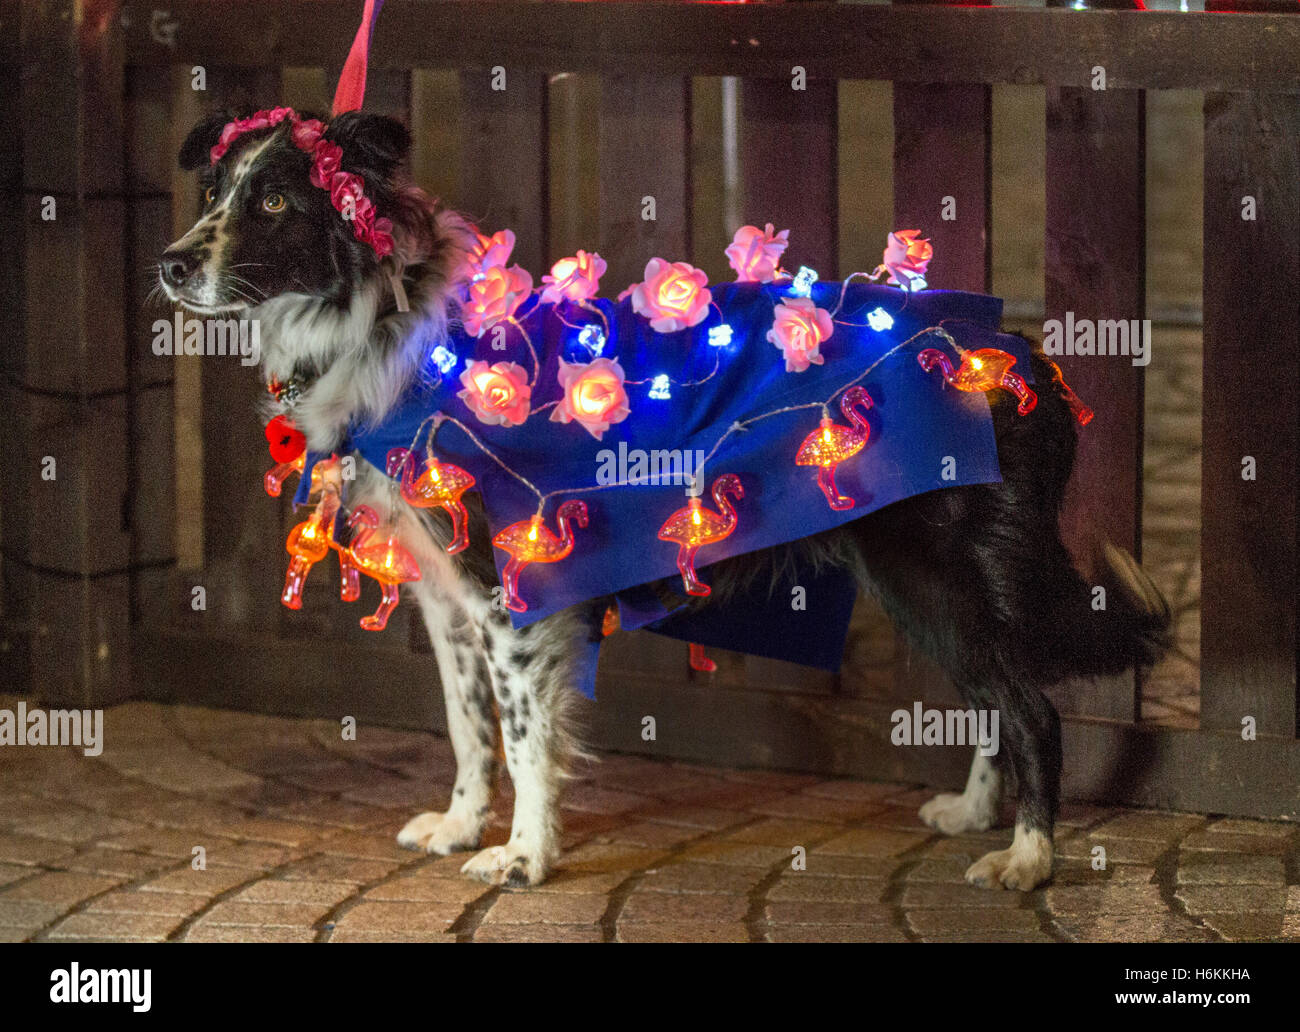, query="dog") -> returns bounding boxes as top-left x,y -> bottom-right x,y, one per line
159,107 -> 1171,892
